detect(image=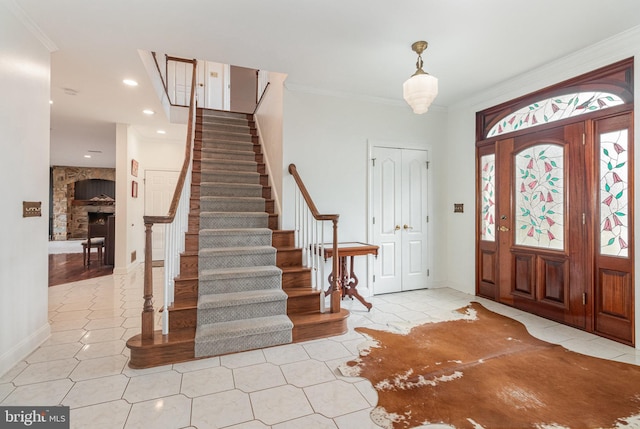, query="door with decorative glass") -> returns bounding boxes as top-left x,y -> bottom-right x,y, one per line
476,59 -> 634,345
508,124 -> 588,328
